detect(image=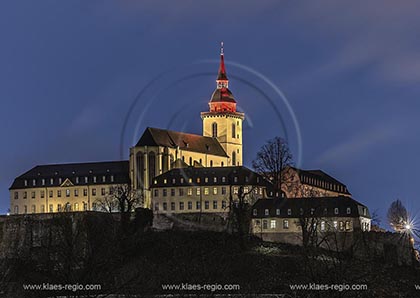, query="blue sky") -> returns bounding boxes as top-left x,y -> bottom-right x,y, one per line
1,1 -> 420,227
